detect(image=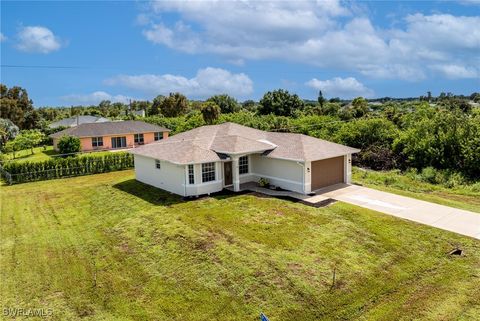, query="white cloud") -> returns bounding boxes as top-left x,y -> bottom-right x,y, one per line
429,64 -> 479,79
61,91 -> 132,105
16,26 -> 62,54
140,1 -> 480,81
459,0 -> 480,5
0,33 -> 6,42
105,67 -> 253,98
306,77 -> 374,98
